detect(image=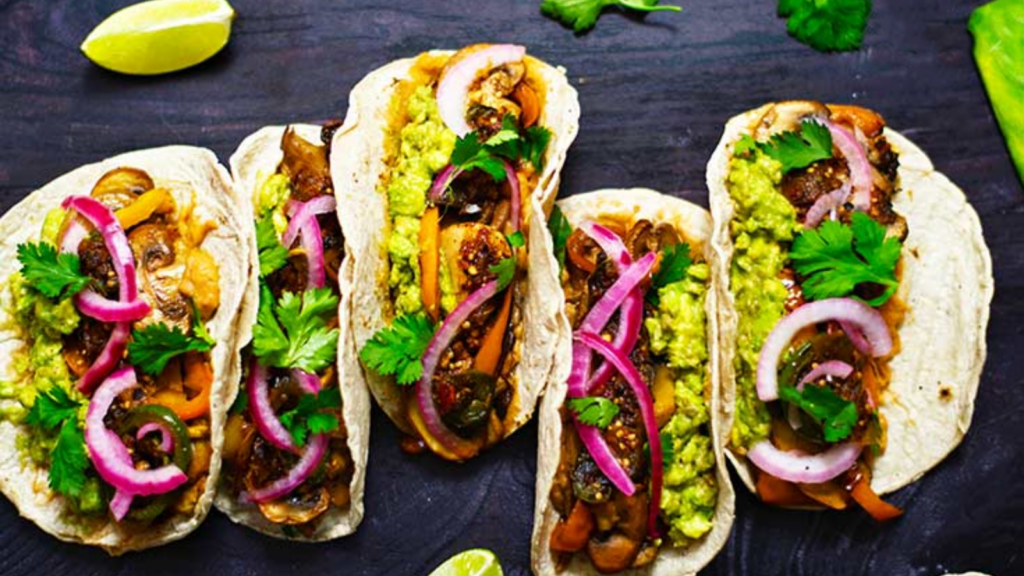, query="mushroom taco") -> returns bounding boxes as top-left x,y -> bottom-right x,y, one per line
216,124 -> 369,540
334,44 -> 580,460
0,147 -> 249,553
533,189 -> 734,576
708,102 -> 992,517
